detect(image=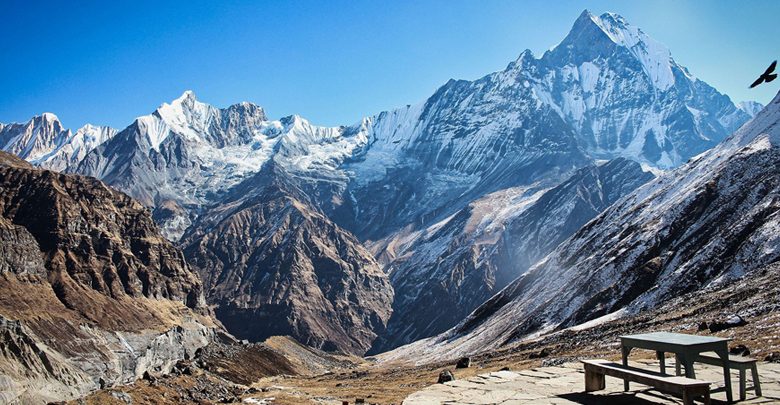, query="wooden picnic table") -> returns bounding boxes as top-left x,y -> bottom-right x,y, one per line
620,332 -> 733,403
